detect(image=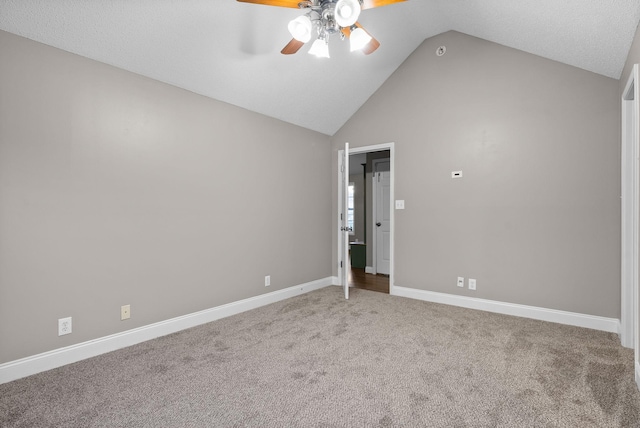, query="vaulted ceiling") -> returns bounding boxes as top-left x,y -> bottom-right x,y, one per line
1,0 -> 640,135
